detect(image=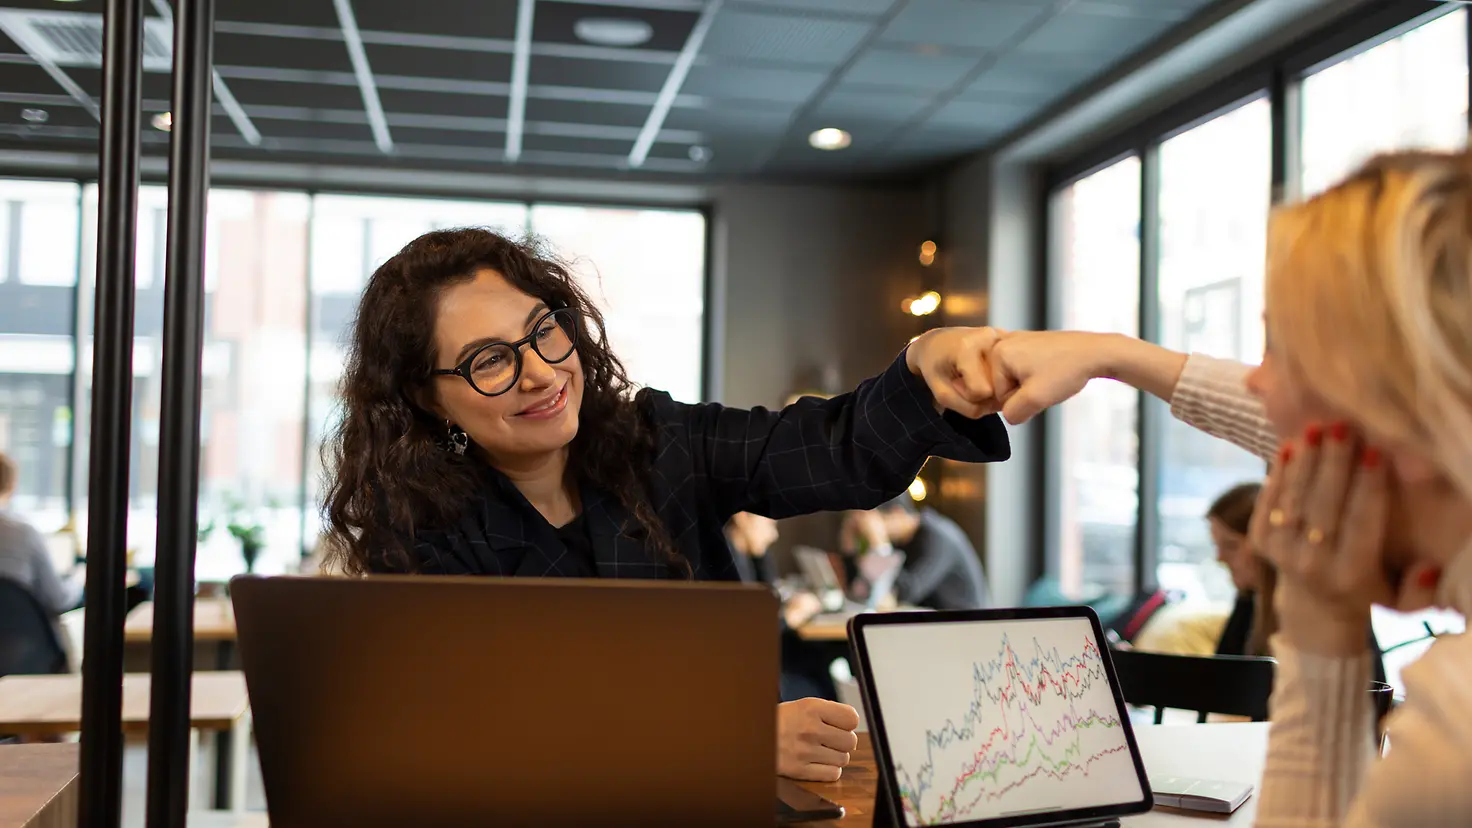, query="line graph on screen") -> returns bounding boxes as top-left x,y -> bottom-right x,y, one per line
889,633 -> 1131,826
